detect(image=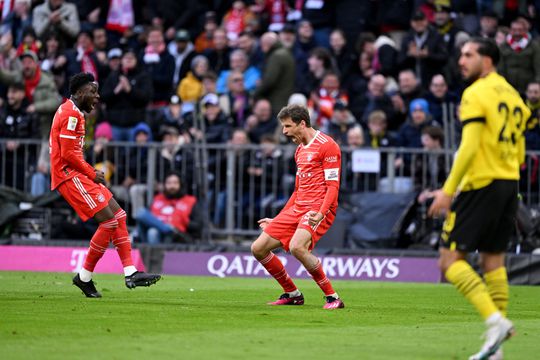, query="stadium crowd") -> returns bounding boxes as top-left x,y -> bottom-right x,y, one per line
1,0 -> 540,245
